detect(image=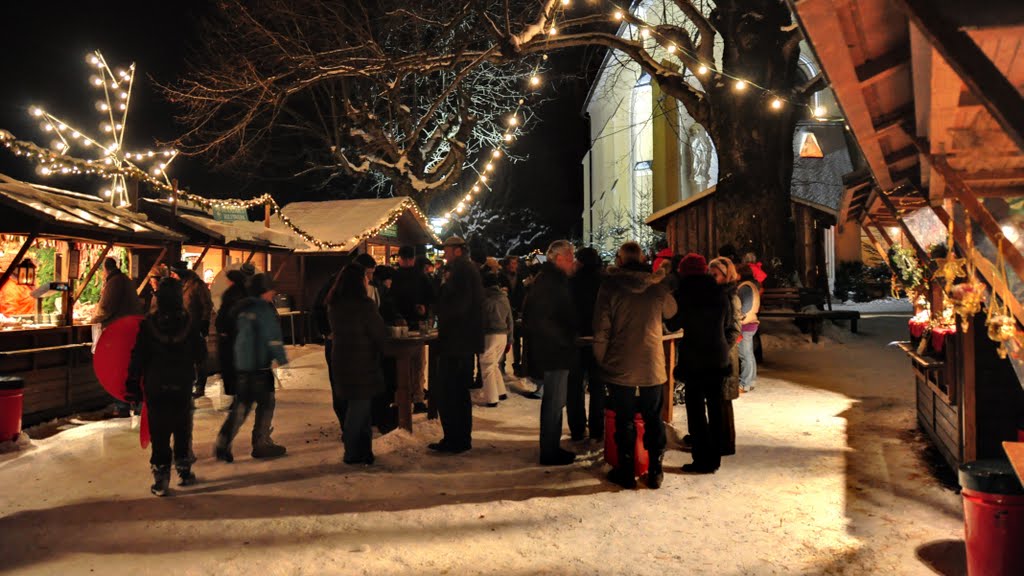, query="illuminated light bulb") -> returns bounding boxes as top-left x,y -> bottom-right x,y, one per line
103,158 -> 112,165
542,54 -> 548,61
163,150 -> 172,157
667,44 -> 677,54
119,201 -> 127,208
508,116 -> 518,126
115,123 -> 122,131
734,79 -> 748,91
504,134 -> 513,142
42,123 -> 53,132
102,123 -> 112,133
771,98 -> 783,110
813,106 -> 827,118
71,131 -> 80,139
120,92 -> 128,100
30,107 -> 43,117
60,167 -> 70,174
485,163 -> 494,171
473,185 -> 481,192
464,195 -> 472,202
40,167 -> 51,176
53,141 -> 67,152
91,76 -> 103,86
102,189 -> 111,197
549,26 -> 557,35
530,75 -> 540,87
492,150 -> 501,158
110,81 -> 119,89
697,64 -> 709,75
147,151 -> 155,157
58,123 -> 67,131
480,174 -> 488,183
561,0 -> 570,5
167,195 -> 175,202
119,103 -> 126,110
614,10 -> 623,20
159,163 -> 166,169
87,54 -> 99,65
82,140 -> 92,147
640,28 -> 650,39
152,168 -> 162,175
